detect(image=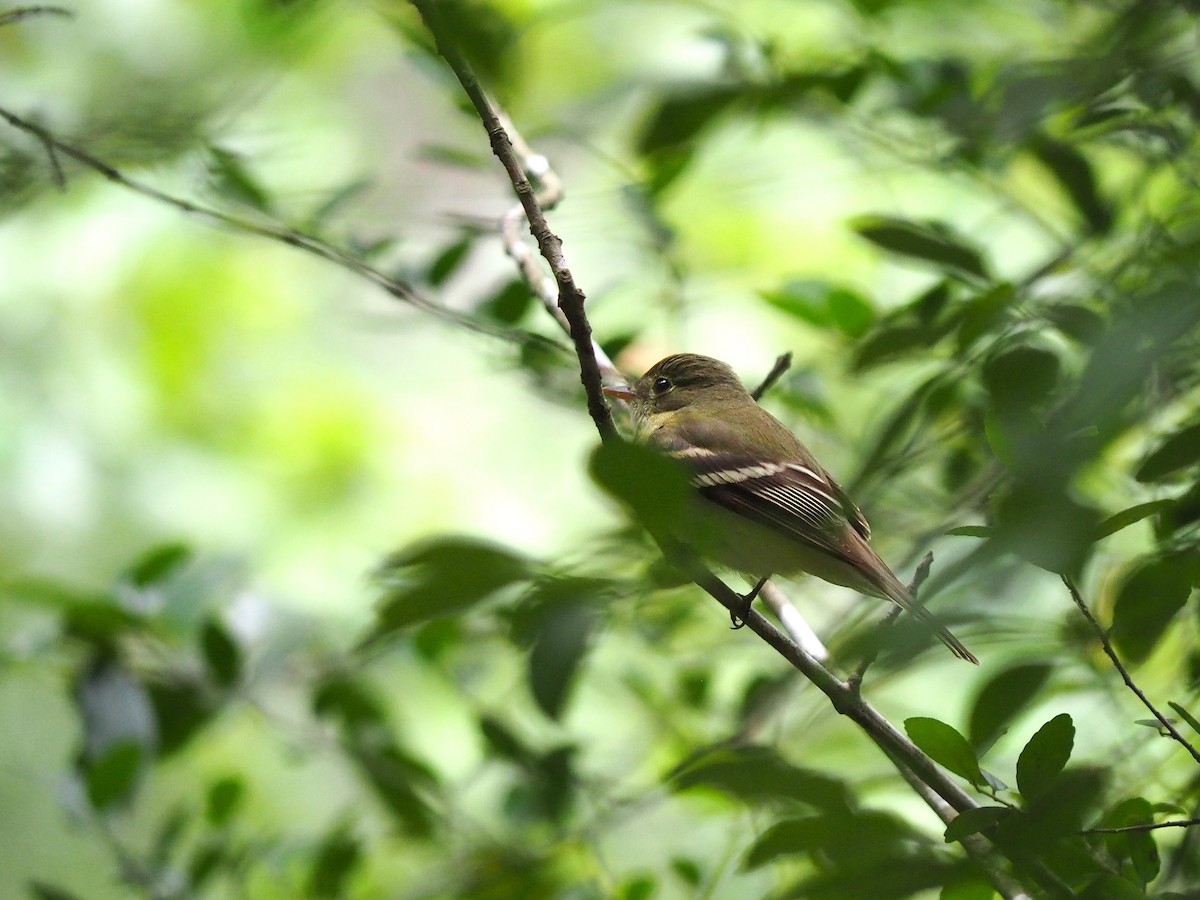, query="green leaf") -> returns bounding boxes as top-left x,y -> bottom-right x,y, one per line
1095,501 -> 1174,540
122,543 -> 192,589
1028,135 -> 1112,236
353,744 -> 438,837
148,677 -> 216,757
968,662 -> 1053,751
946,525 -> 992,538
671,746 -> 852,810
478,279 -> 533,325
368,537 -> 530,640
206,776 -> 245,827
85,740 -> 143,811
943,805 -> 1010,843
992,481 -> 1099,577
309,825 -> 363,898
827,287 -> 876,337
759,279 -> 834,328
200,618 -> 242,689
520,580 -> 601,720
312,674 -> 386,735
1112,555 -> 1195,664
1100,798 -> 1160,887
206,145 -> 272,212
1078,875 -> 1150,900
851,215 -> 990,280
1016,713 -> 1074,800
427,237 -> 472,287
955,283 -> 1016,353
589,439 -> 693,539
1136,422 -> 1200,482
904,717 -> 983,785
479,714 -> 535,766
637,87 -> 740,155
982,344 -> 1060,407
28,883 -> 84,900
1168,701 -> 1200,737
743,811 -> 920,869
